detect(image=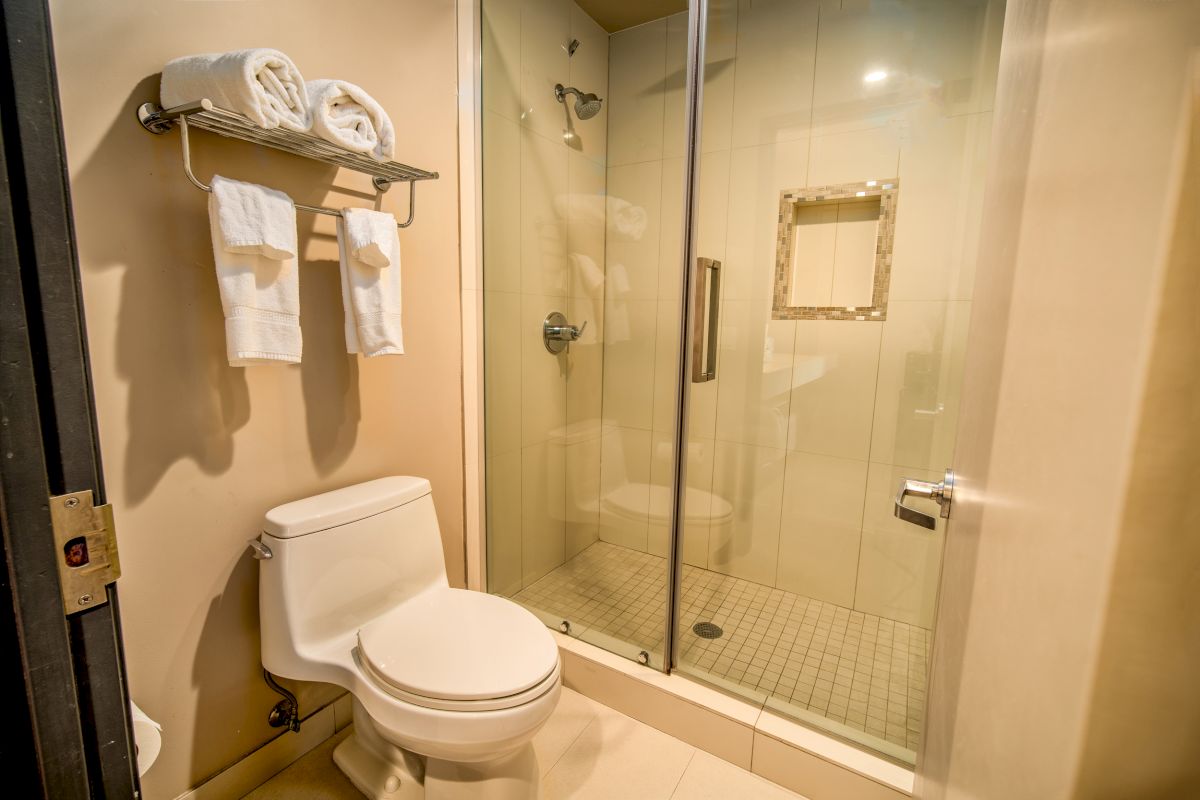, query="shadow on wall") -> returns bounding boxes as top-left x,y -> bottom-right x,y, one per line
185,544 -> 343,787
70,76 -> 364,506
188,551 -> 270,784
